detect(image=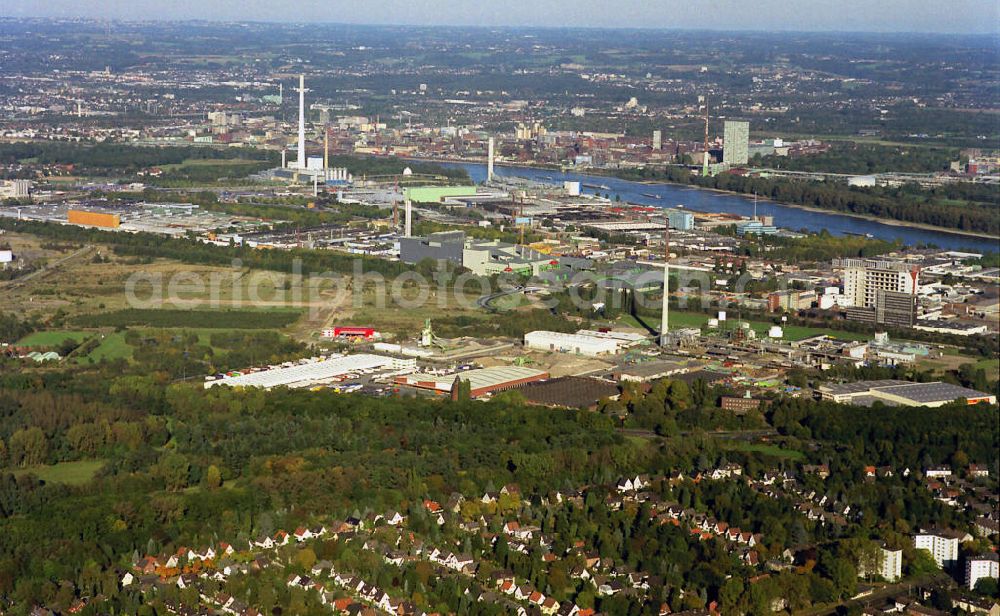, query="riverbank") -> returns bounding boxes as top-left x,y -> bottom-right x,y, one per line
691,185 -> 1000,242
586,168 -> 999,242
407,156 -> 999,244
